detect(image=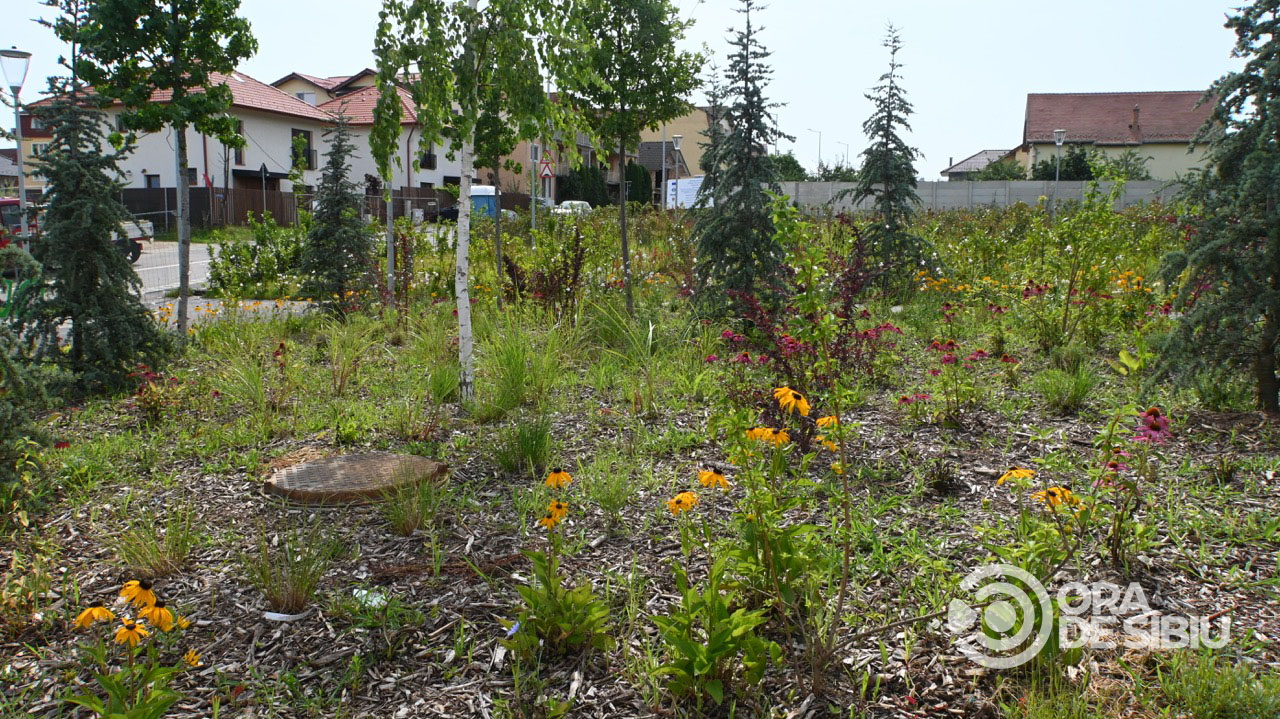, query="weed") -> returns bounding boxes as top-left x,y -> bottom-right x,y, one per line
1033,366 -> 1099,415
1153,651 -> 1280,719
494,413 -> 553,477
381,468 -> 447,536
241,522 -> 341,614
109,504 -> 201,580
